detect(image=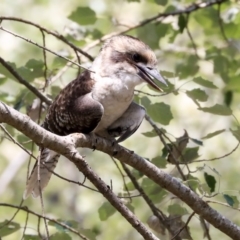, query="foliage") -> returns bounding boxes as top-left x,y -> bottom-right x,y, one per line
0,0 -> 240,239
